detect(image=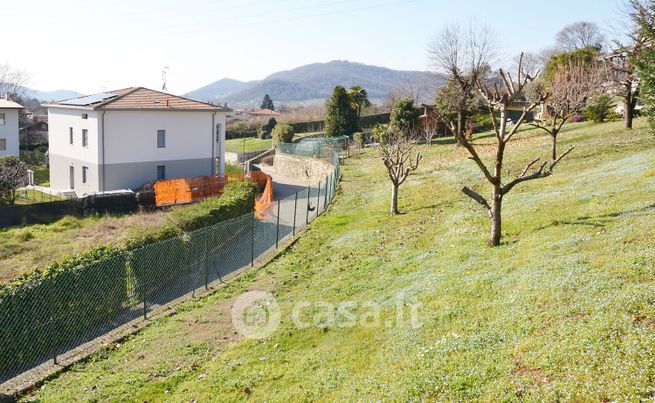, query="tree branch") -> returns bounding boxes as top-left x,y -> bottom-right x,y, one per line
501,146 -> 574,194
461,186 -> 492,217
